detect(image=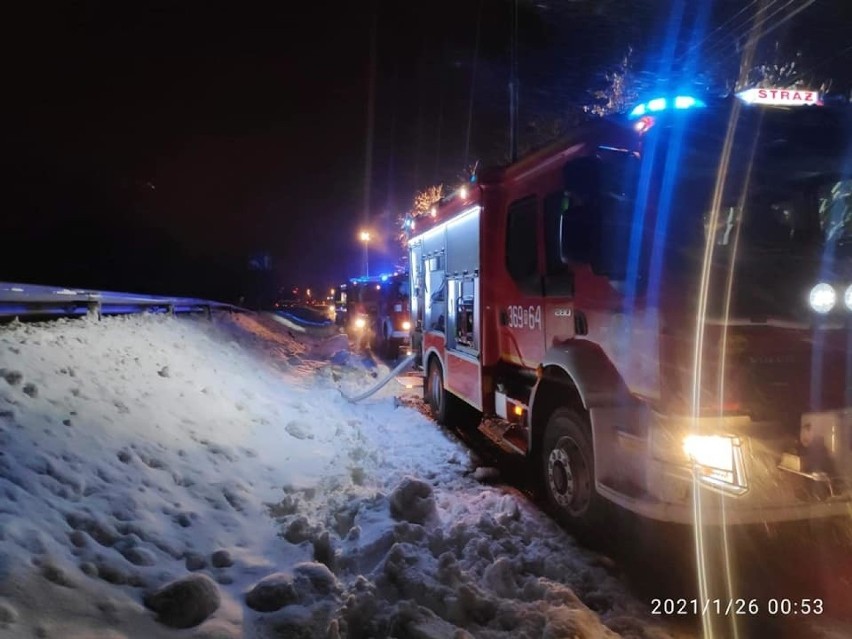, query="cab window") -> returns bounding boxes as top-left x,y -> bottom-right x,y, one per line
505,196 -> 540,292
